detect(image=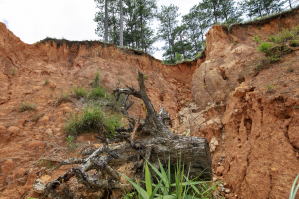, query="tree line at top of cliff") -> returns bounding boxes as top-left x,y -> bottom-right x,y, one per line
94,0 -> 297,64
